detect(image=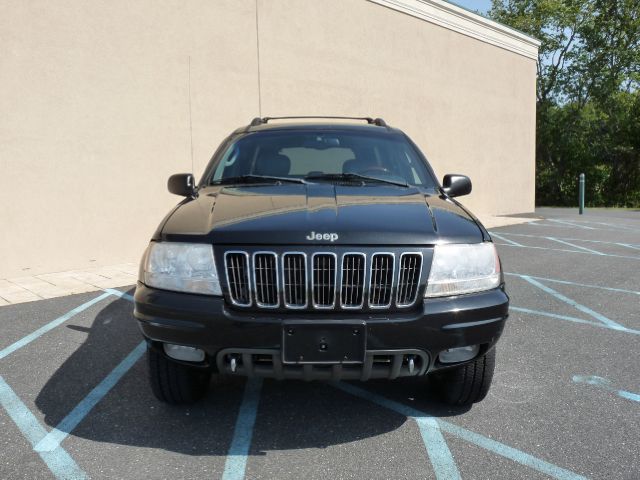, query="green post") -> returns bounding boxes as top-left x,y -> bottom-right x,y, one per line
579,173 -> 585,215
